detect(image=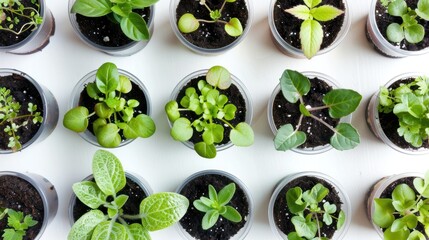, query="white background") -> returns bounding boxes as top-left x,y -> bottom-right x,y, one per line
1,0 -> 429,239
